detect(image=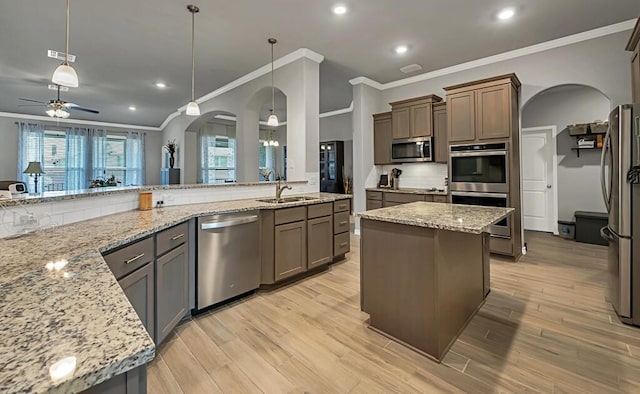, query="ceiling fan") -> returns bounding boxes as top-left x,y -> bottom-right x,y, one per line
18,85 -> 99,119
